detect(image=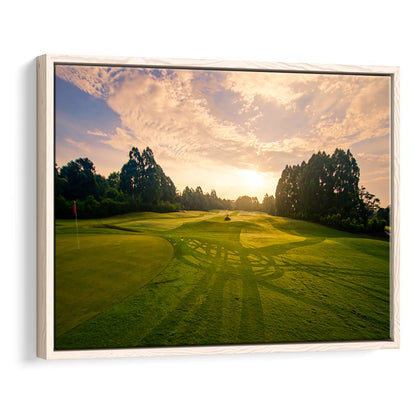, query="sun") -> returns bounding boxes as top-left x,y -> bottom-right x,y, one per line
244,169 -> 262,187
